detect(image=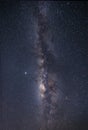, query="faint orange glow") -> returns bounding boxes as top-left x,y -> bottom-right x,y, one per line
39,83 -> 46,93
39,83 -> 46,98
